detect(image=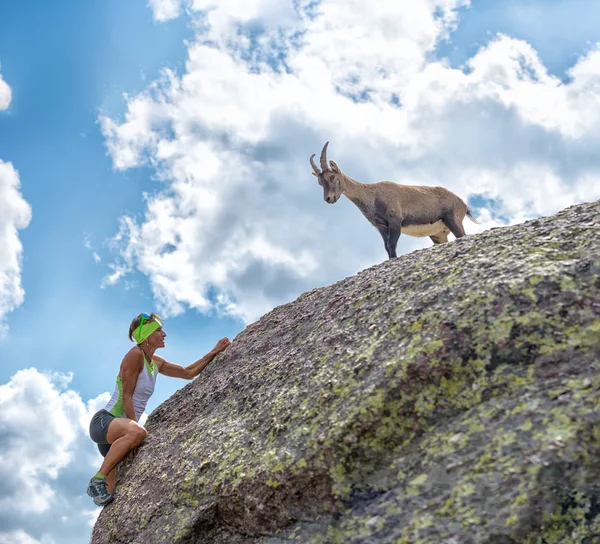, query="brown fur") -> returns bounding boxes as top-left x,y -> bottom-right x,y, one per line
310,142 -> 479,259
